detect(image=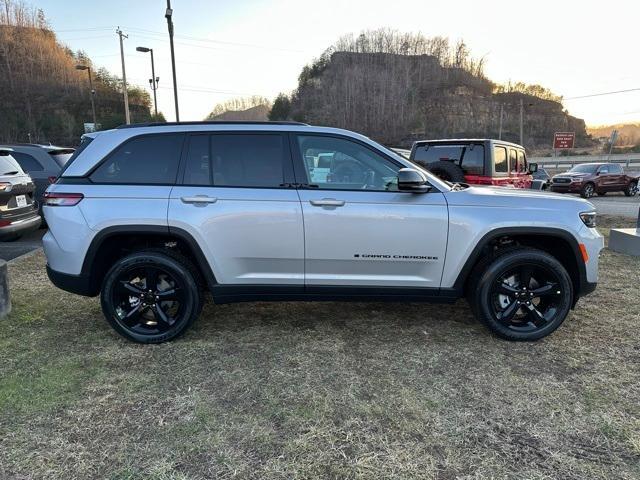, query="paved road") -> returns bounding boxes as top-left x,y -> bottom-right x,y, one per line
0,229 -> 45,261
588,194 -> 640,219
